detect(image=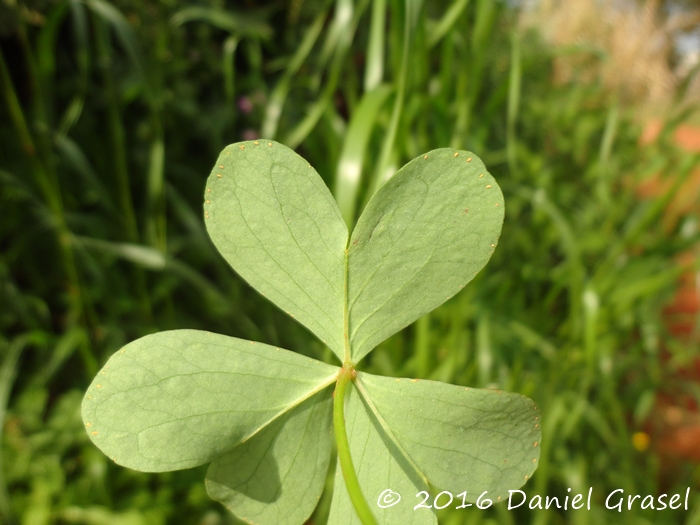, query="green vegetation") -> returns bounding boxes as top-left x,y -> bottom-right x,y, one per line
1,1 -> 699,525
